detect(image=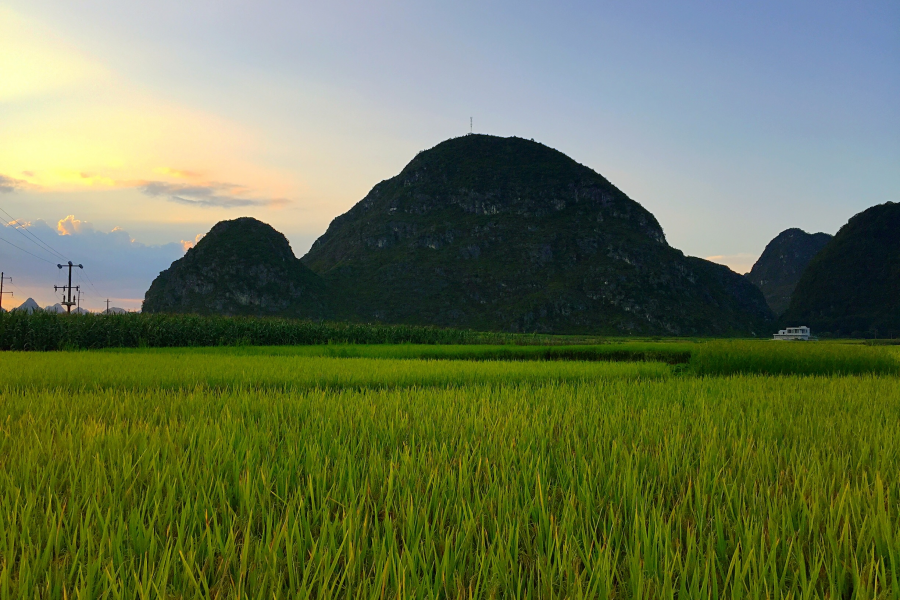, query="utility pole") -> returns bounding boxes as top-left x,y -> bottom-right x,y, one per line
105,298 -> 111,314
76,288 -> 83,312
0,272 -> 12,311
54,261 -> 83,314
